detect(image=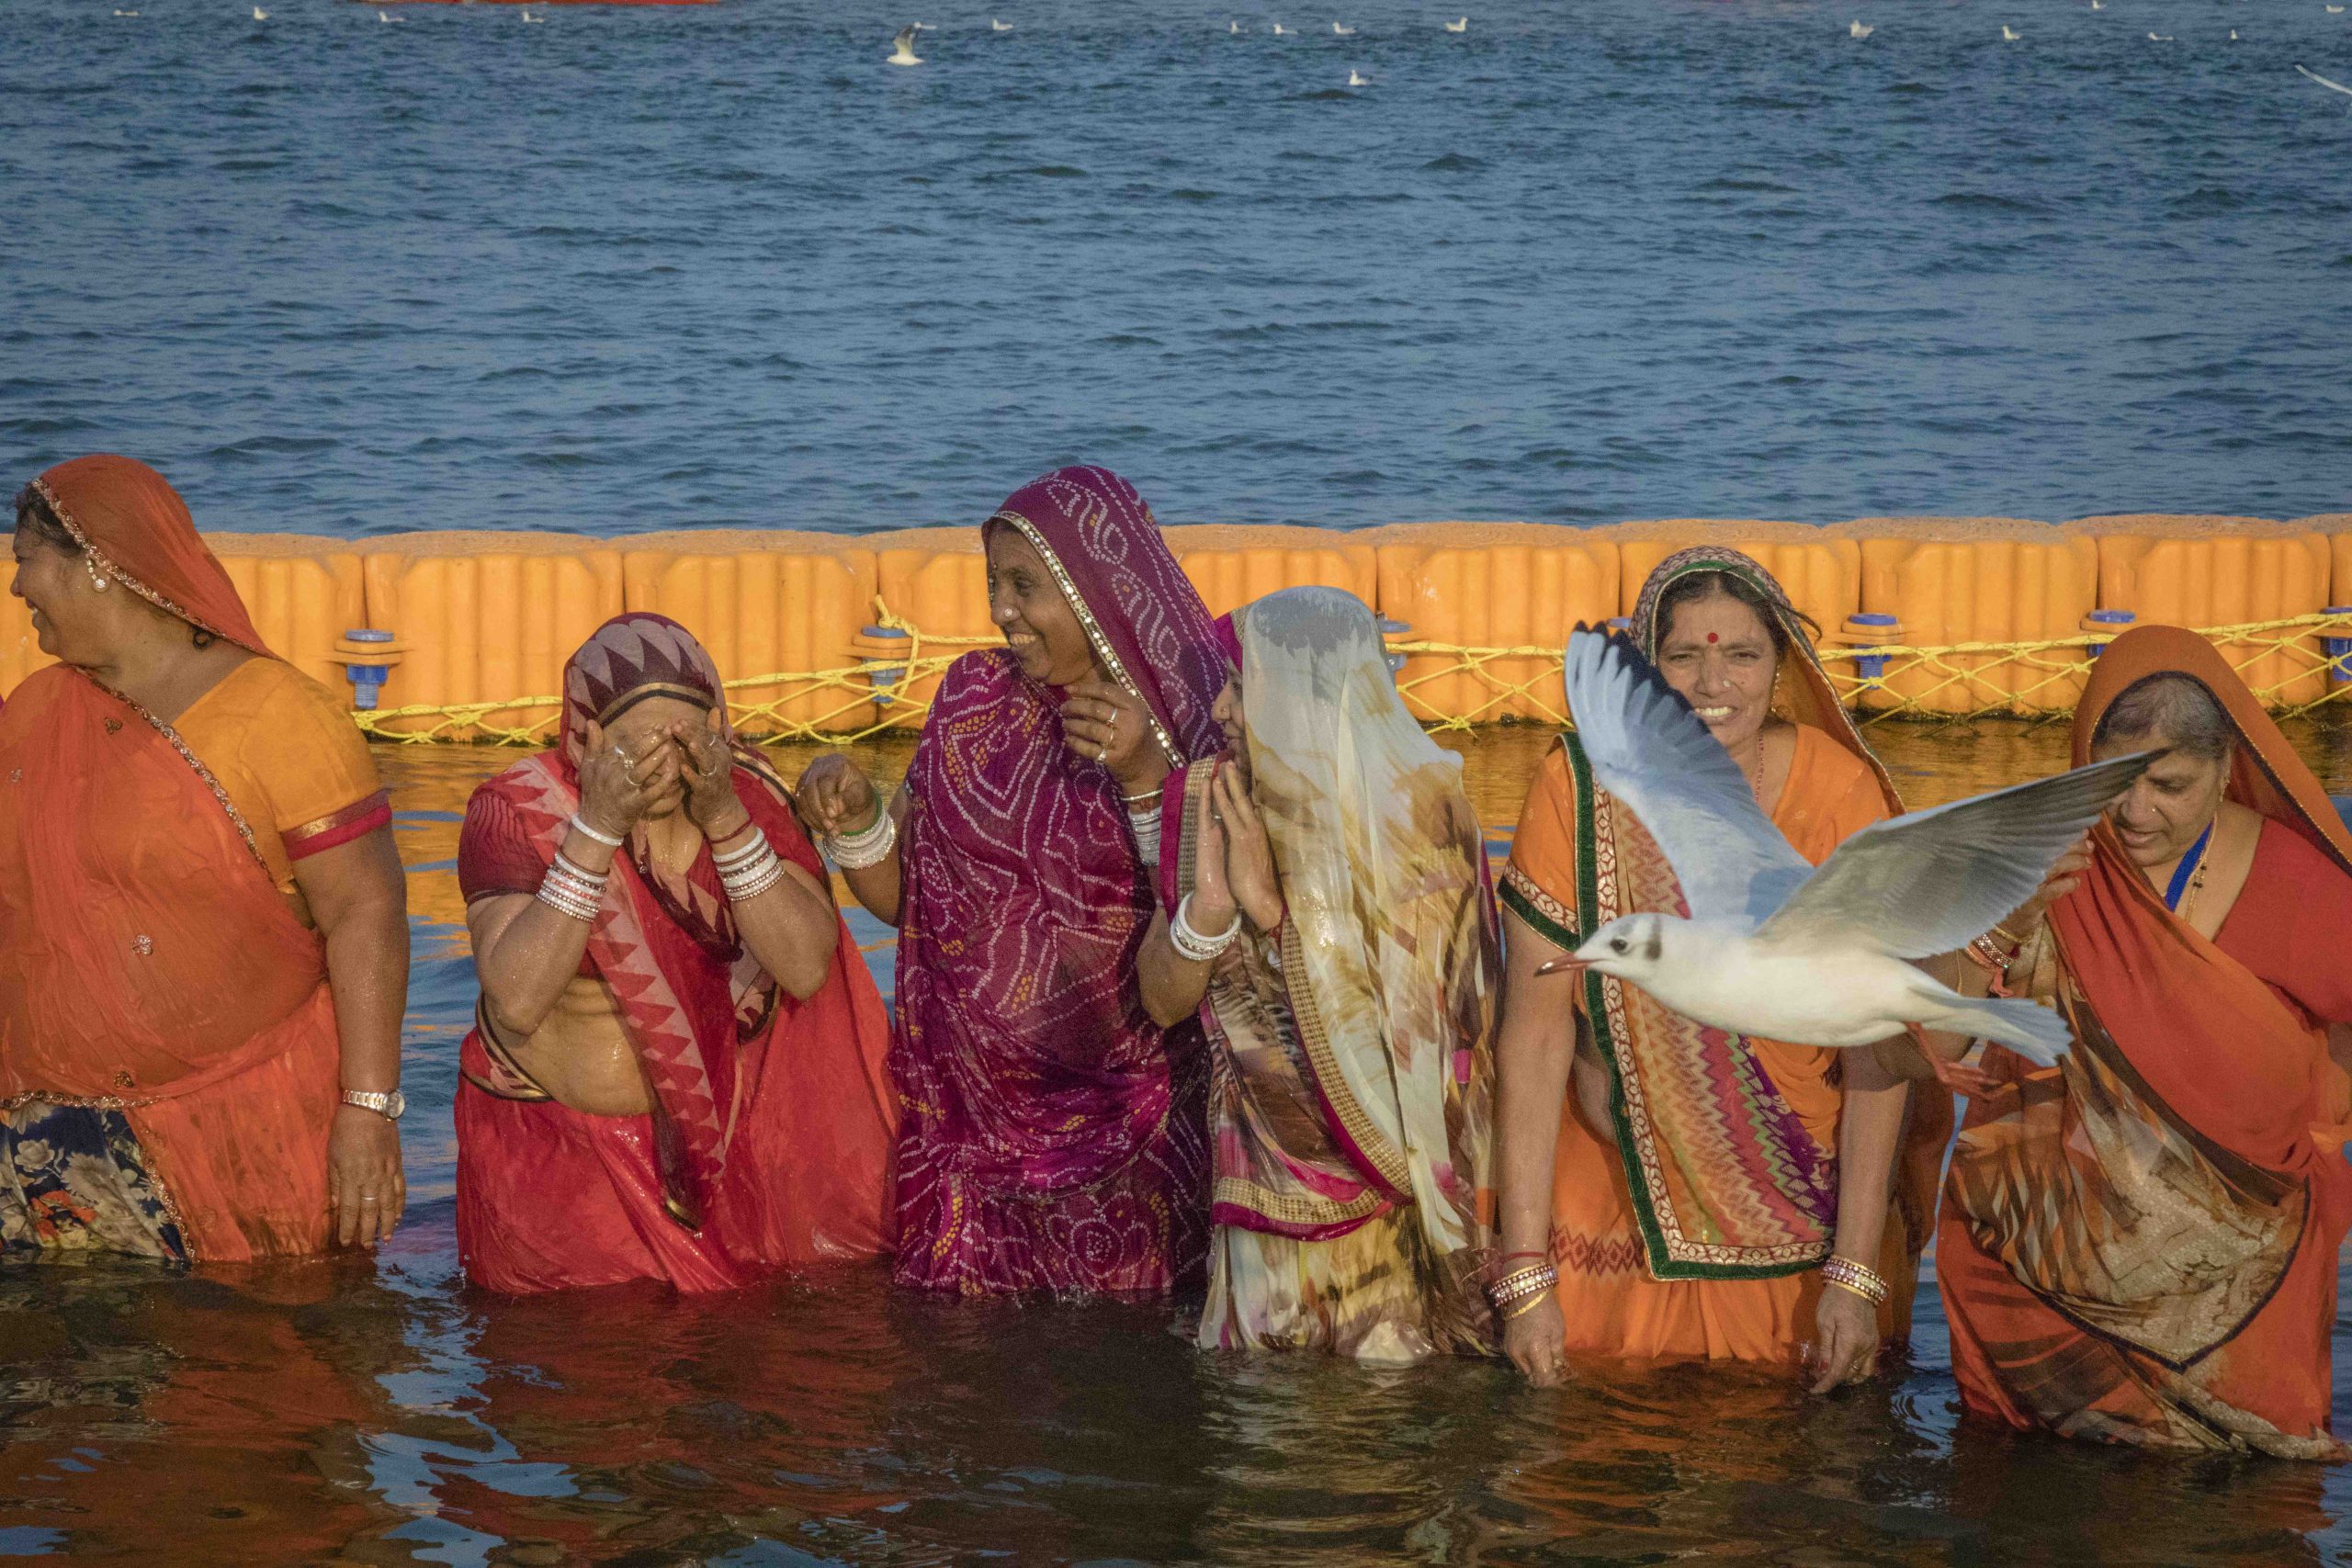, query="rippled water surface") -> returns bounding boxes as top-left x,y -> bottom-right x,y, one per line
7,727 -> 2352,1565
4,0 -> 2351,532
